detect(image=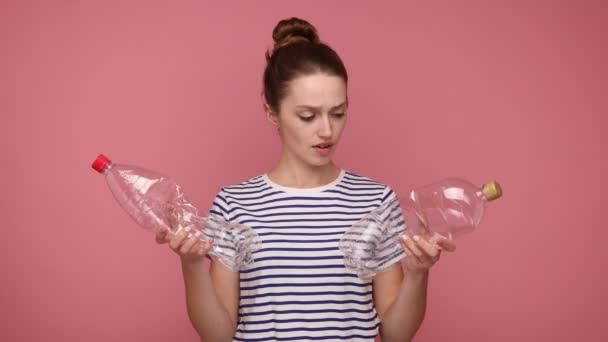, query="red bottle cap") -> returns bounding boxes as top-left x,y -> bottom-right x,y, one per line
92,154 -> 112,173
